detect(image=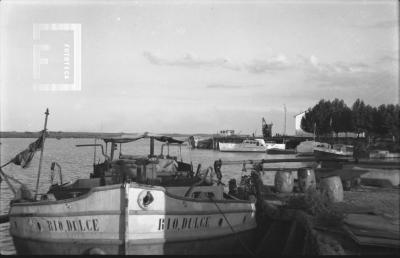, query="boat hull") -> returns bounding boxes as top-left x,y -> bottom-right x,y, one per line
219,142 -> 266,152
12,228 -> 256,255
296,152 -> 315,157
218,142 -> 285,152
369,150 -> 400,159
267,148 -> 296,155
9,183 -> 257,255
313,149 -> 353,158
